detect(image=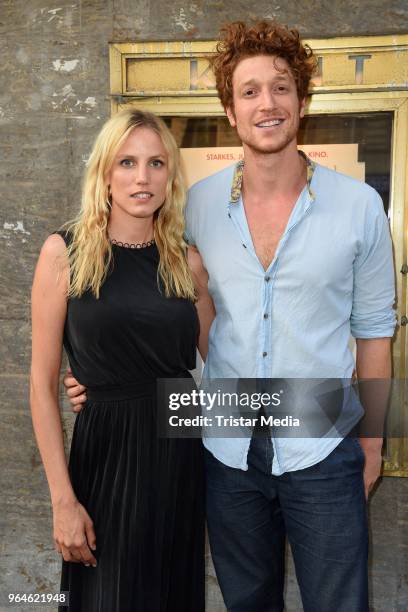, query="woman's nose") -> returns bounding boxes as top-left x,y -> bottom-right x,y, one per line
134,165 -> 149,184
